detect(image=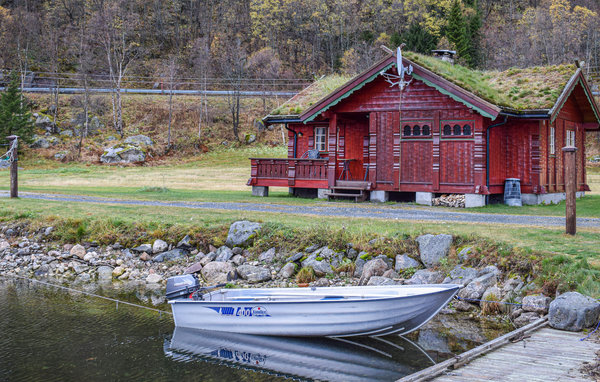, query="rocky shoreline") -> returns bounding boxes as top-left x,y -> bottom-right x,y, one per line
1,220 -> 598,333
